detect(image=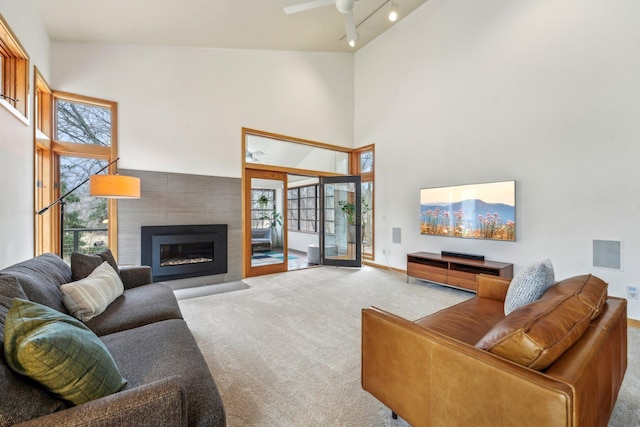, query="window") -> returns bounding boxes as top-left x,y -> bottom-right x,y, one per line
353,146 -> 374,259
35,90 -> 119,260
324,184 -> 335,235
56,100 -> 112,145
287,185 -> 319,232
0,13 -> 29,119
59,156 -> 110,256
251,189 -> 275,229
245,133 -> 350,174
360,150 -> 373,173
